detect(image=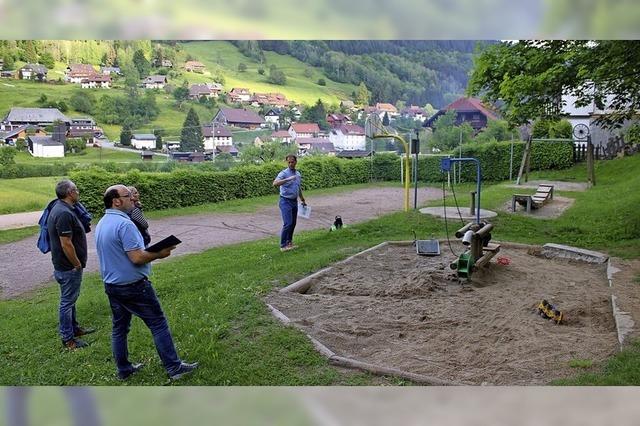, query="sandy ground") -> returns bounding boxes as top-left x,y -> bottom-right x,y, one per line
0,186 -> 442,299
505,196 -> 575,219
267,242 -> 621,385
